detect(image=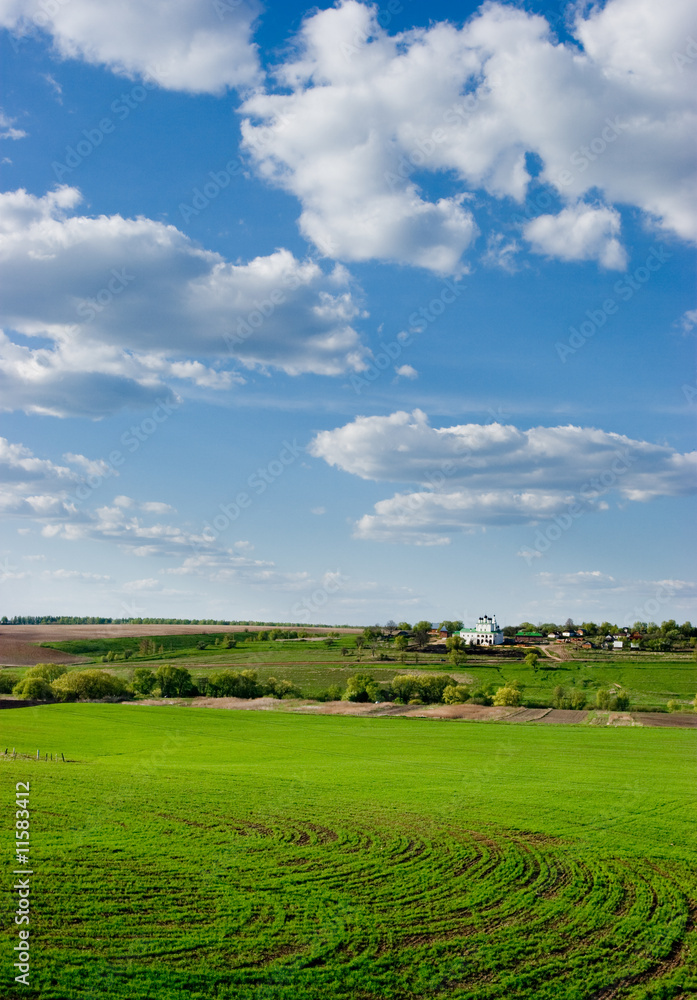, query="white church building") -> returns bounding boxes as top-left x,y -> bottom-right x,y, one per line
456,614 -> 504,646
